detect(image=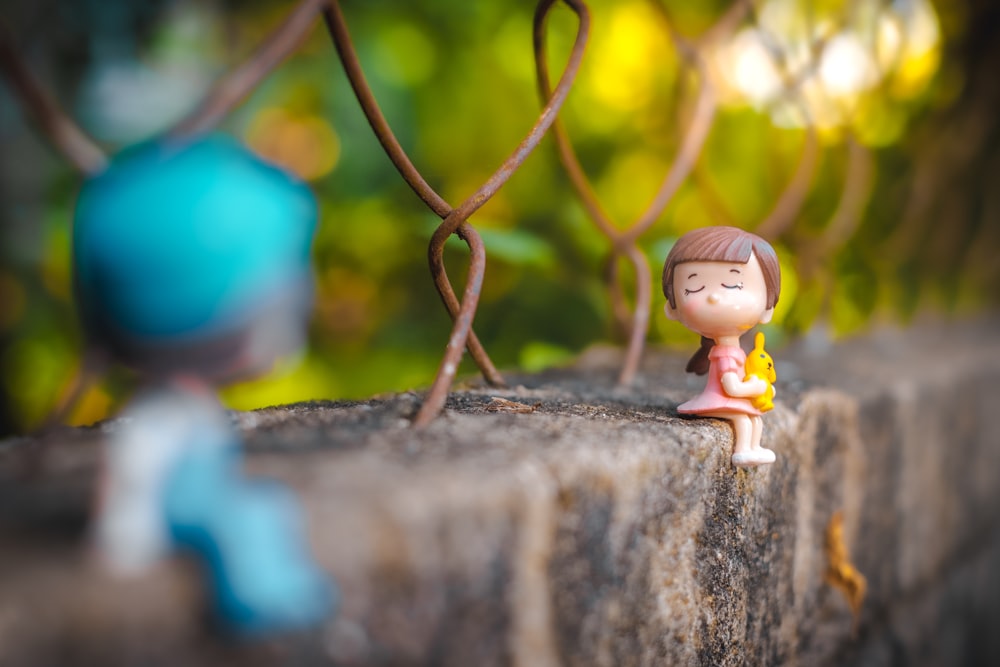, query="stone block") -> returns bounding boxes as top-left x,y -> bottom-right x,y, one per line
1,318 -> 999,665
